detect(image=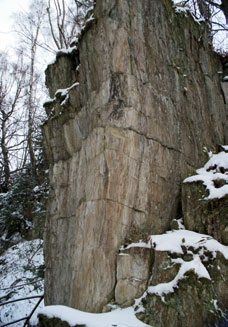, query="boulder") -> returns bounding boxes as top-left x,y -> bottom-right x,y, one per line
115,246 -> 152,306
